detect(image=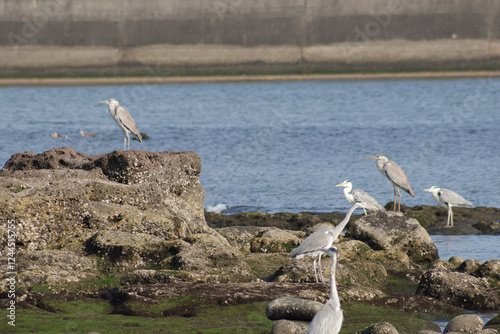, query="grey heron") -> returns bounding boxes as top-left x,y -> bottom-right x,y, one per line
335,180 -> 386,215
289,201 -> 370,283
307,246 -> 342,334
365,154 -> 415,212
423,186 -> 473,227
98,98 -> 142,151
